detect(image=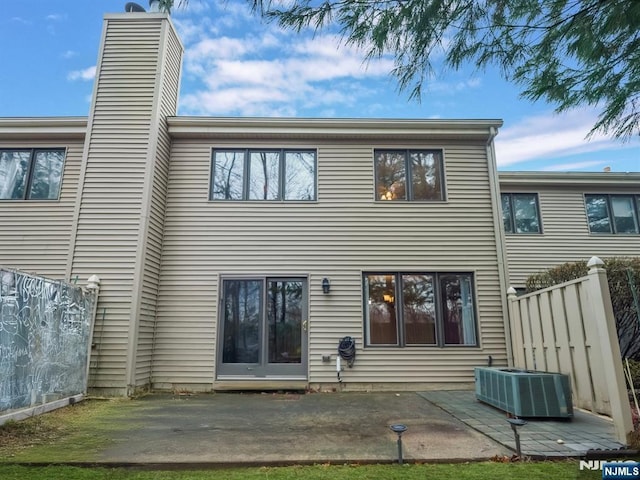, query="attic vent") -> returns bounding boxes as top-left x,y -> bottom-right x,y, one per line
475,367 -> 573,418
